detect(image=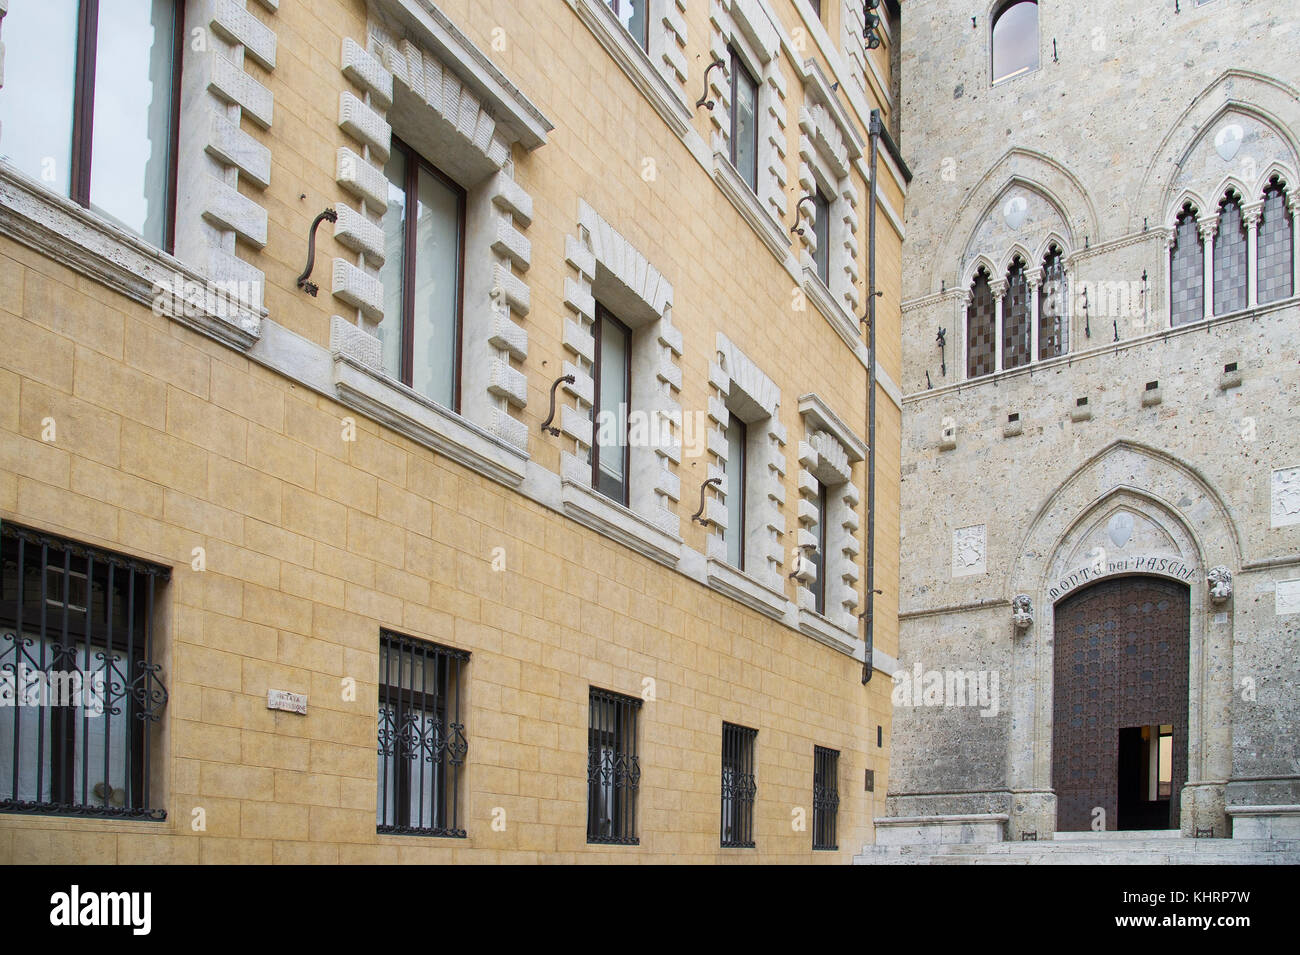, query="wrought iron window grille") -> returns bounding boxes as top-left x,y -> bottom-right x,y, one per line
813,745 -> 840,850
376,630 -> 470,837
0,522 -> 169,820
587,687 -> 642,845
721,722 -> 757,847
